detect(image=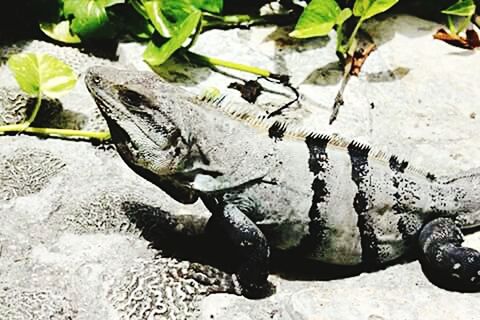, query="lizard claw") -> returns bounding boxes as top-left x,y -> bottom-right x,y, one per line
238,278 -> 276,299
